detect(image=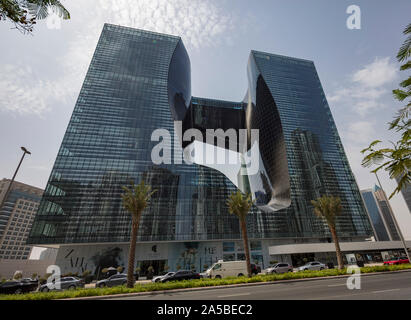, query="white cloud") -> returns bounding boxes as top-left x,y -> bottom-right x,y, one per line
0,64 -> 70,115
0,0 -> 240,116
327,57 -> 398,116
352,57 -> 397,88
96,0 -> 237,50
346,121 -> 376,144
